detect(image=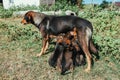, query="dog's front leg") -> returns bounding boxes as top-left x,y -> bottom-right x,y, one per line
37,36 -> 49,57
